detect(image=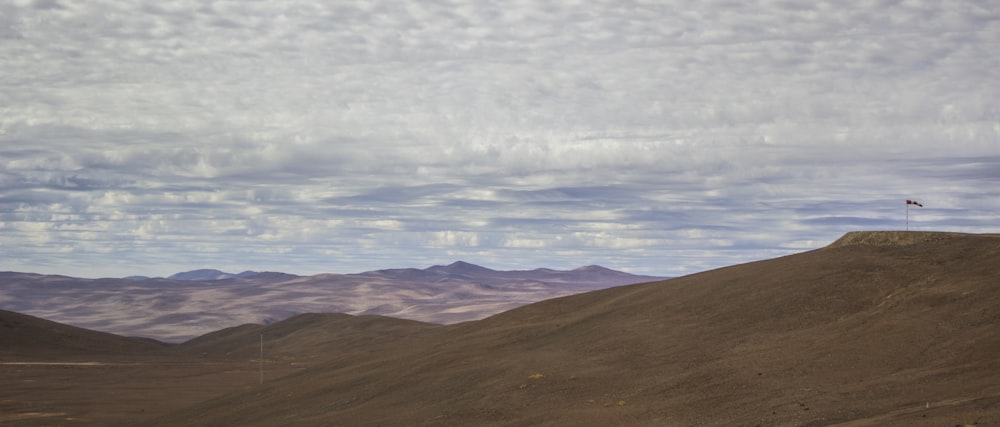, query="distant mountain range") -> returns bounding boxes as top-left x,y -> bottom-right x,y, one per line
121,269 -> 292,281
0,262 -> 665,342
166,269 -> 266,281
158,262 -> 646,284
